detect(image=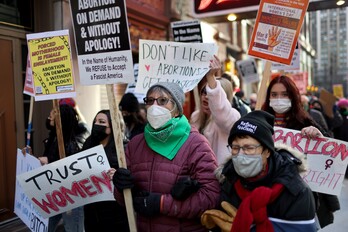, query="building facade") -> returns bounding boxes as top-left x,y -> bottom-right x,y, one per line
310,7 -> 348,97
0,0 -> 173,223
